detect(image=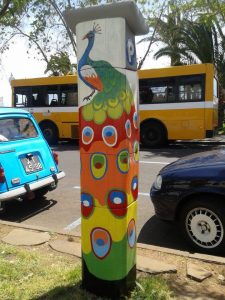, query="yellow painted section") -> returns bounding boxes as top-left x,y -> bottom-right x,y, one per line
140,108 -> 210,139
11,75 -> 77,87
33,112 -> 79,139
82,201 -> 137,254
